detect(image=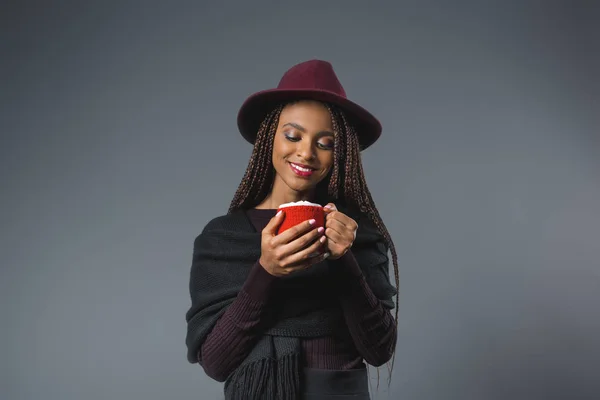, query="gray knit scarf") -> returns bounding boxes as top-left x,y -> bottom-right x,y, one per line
185,209 -> 396,400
